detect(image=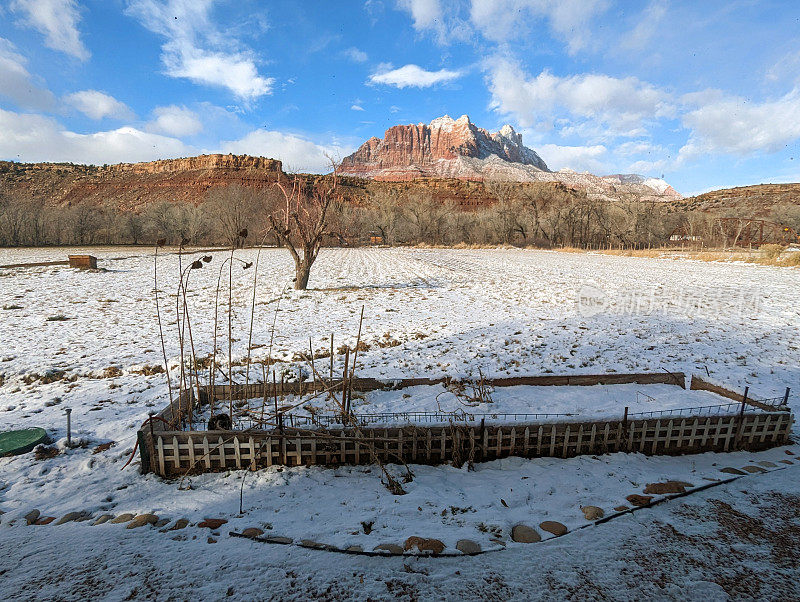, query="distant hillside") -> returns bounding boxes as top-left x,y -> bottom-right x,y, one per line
0,154 -> 283,212
0,154 -> 583,212
677,183 -> 800,214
